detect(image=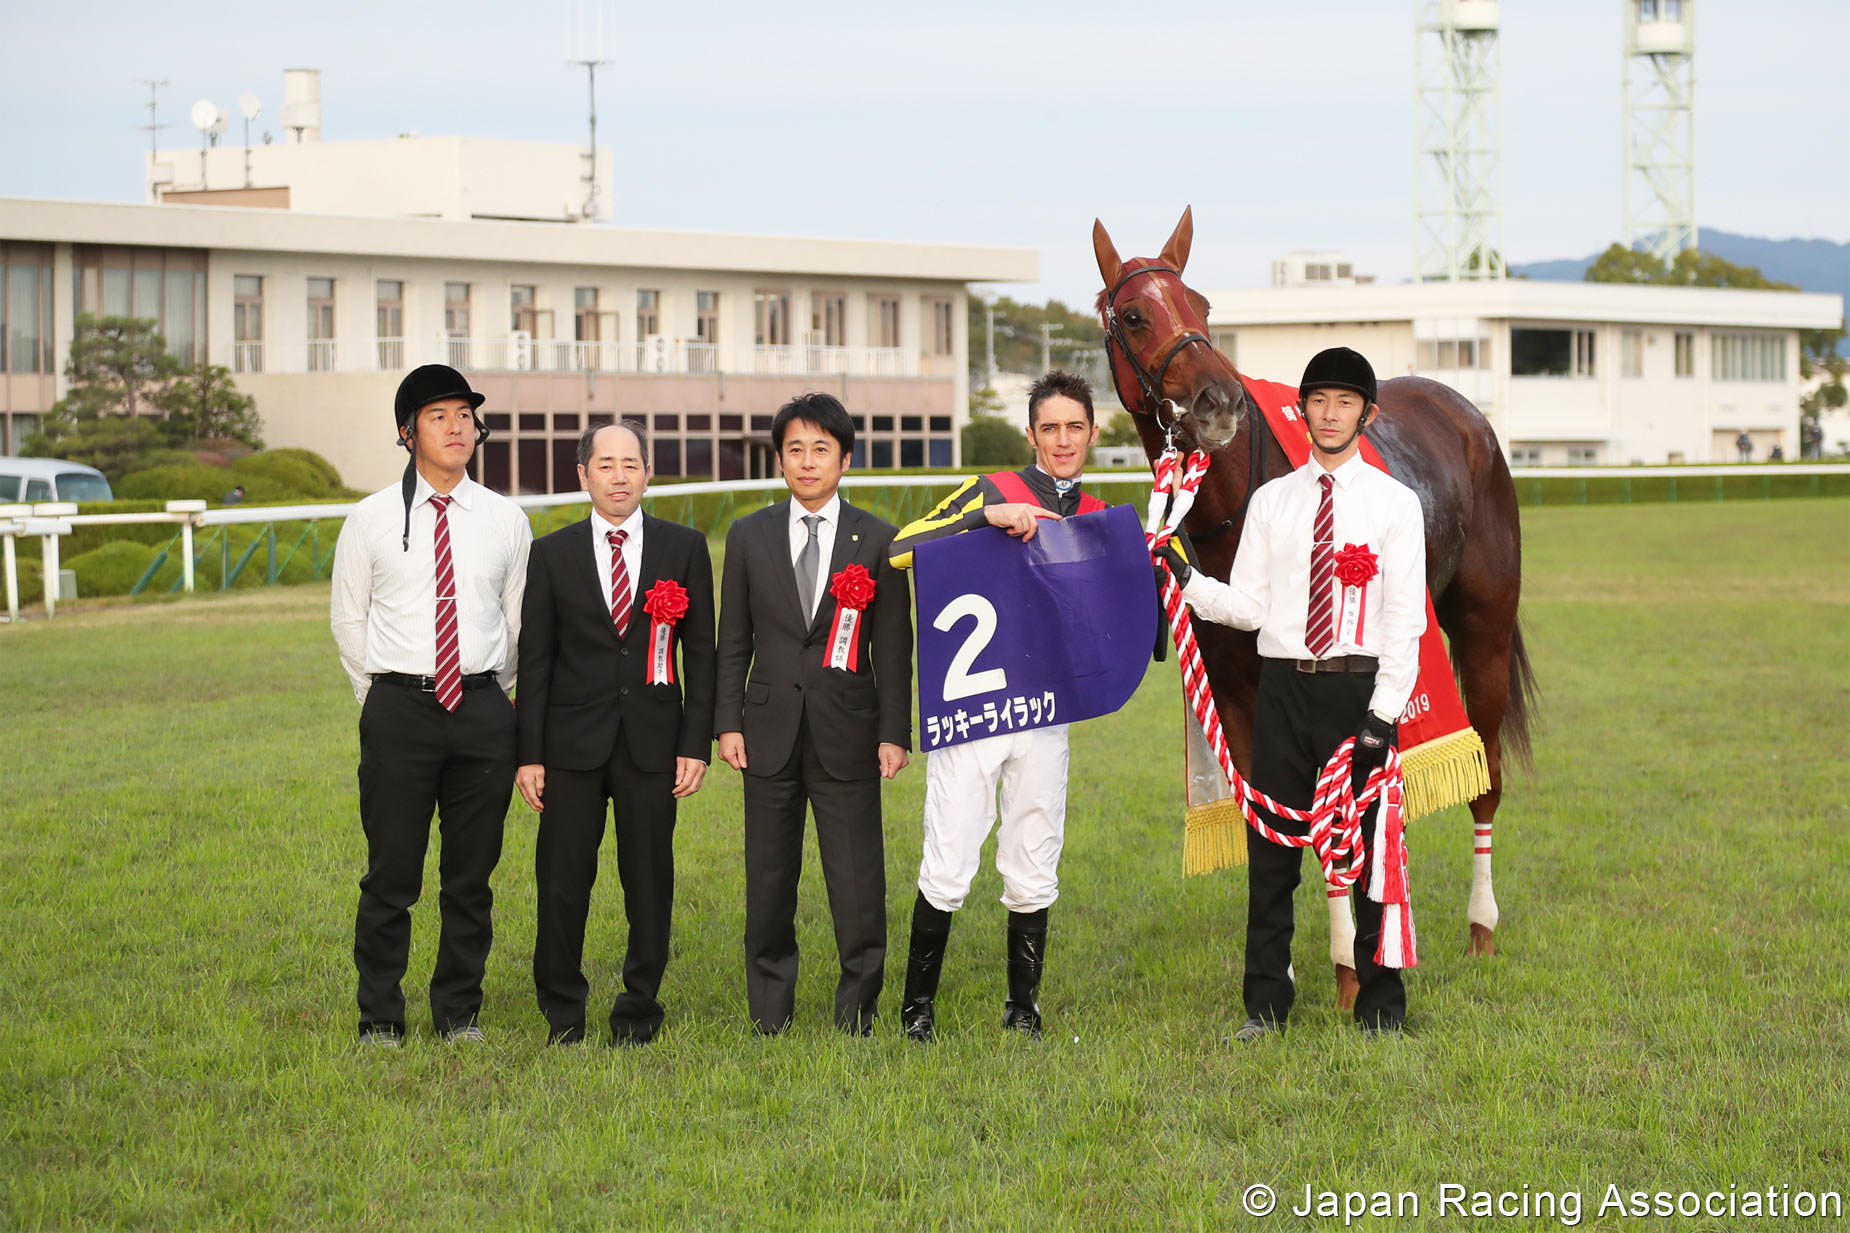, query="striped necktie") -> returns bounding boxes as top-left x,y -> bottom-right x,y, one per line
1305,473 -> 1336,658
429,493 -> 462,713
607,528 -> 632,636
